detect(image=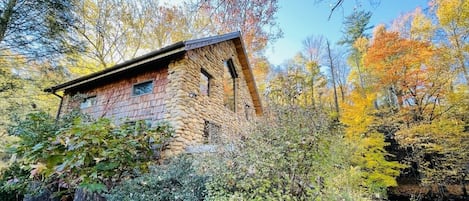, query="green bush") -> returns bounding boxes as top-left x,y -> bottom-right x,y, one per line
106,155 -> 208,201
0,163 -> 28,201
2,111 -> 173,199
203,106 -> 371,200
